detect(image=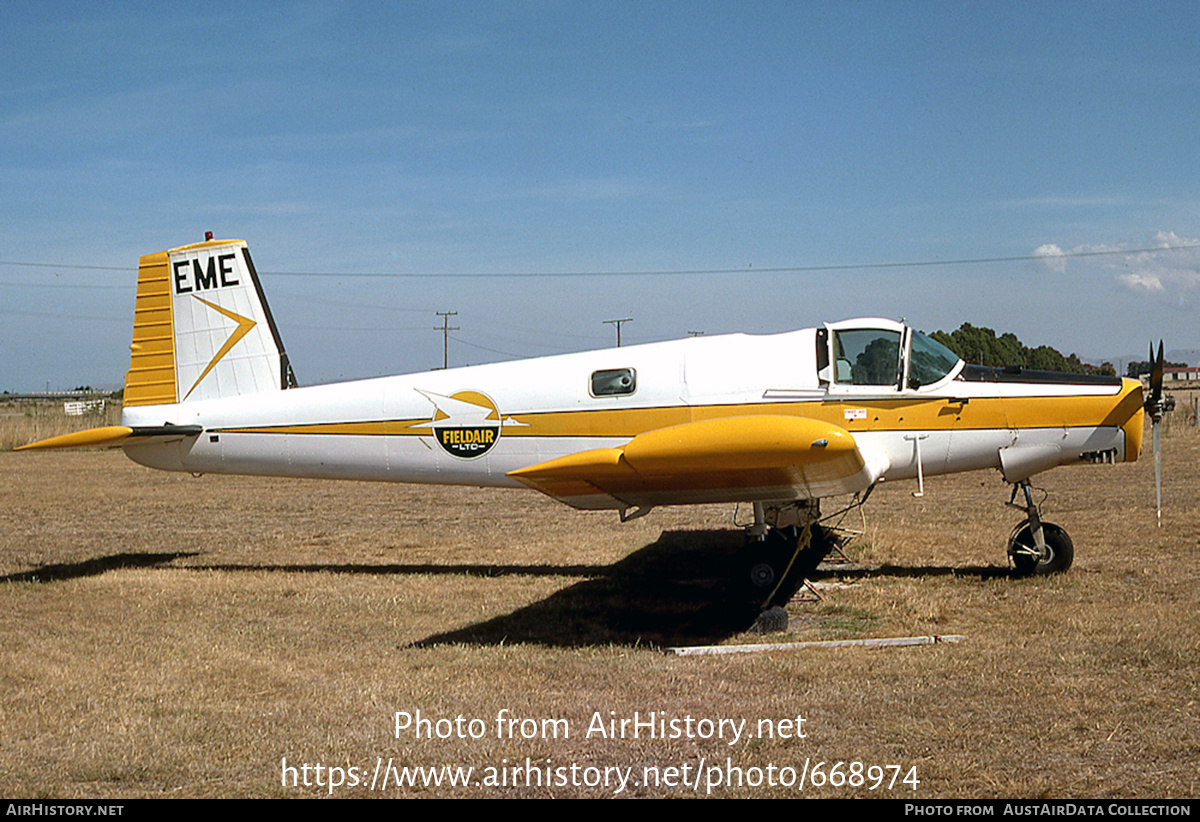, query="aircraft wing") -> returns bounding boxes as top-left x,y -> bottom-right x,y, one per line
507,415 -> 888,511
